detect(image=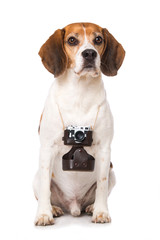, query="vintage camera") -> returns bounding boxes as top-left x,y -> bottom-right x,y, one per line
62,125 -> 93,146
62,125 -> 95,172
